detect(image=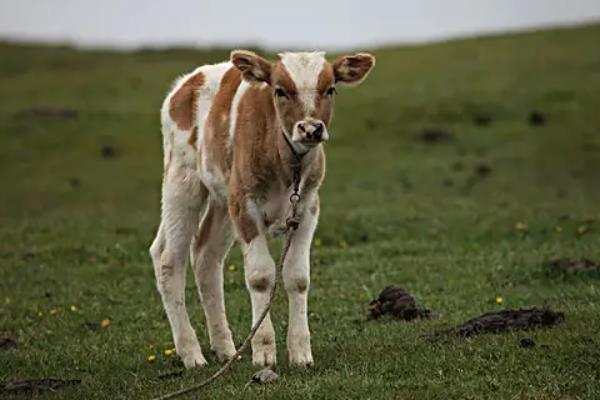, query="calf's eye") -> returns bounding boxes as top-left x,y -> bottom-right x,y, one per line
274,88 -> 288,98
326,87 -> 337,96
